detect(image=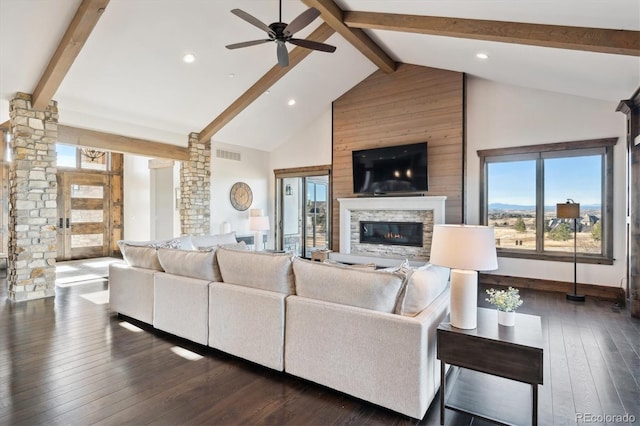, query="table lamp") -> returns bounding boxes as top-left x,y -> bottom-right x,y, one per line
556,199 -> 584,302
249,209 -> 270,251
429,224 -> 498,329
